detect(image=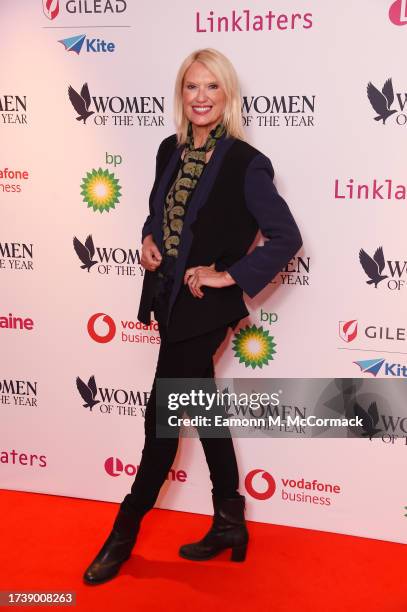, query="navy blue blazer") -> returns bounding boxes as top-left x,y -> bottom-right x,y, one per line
138,132 -> 302,342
